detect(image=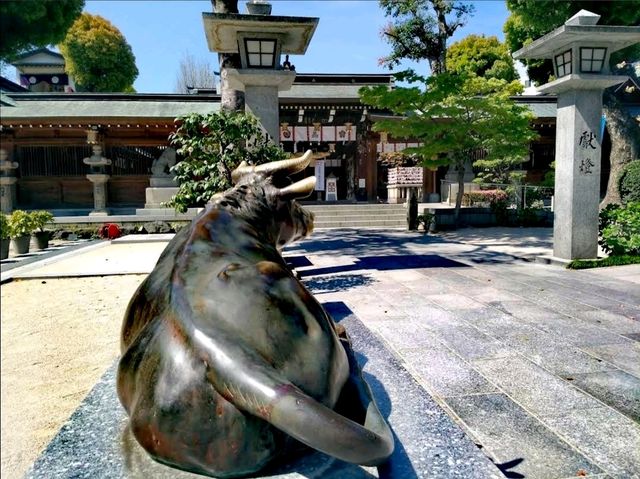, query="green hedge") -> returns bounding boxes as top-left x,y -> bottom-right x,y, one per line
619,160 -> 640,203
567,255 -> 640,269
